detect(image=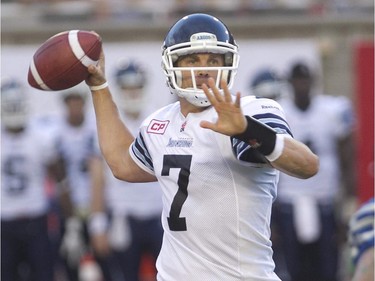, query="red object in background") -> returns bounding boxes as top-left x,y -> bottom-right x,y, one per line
139,253 -> 157,281
354,40 -> 374,203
